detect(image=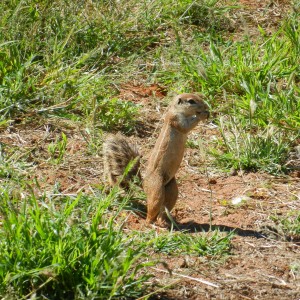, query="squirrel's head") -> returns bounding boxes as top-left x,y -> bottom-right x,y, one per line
173,93 -> 210,120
